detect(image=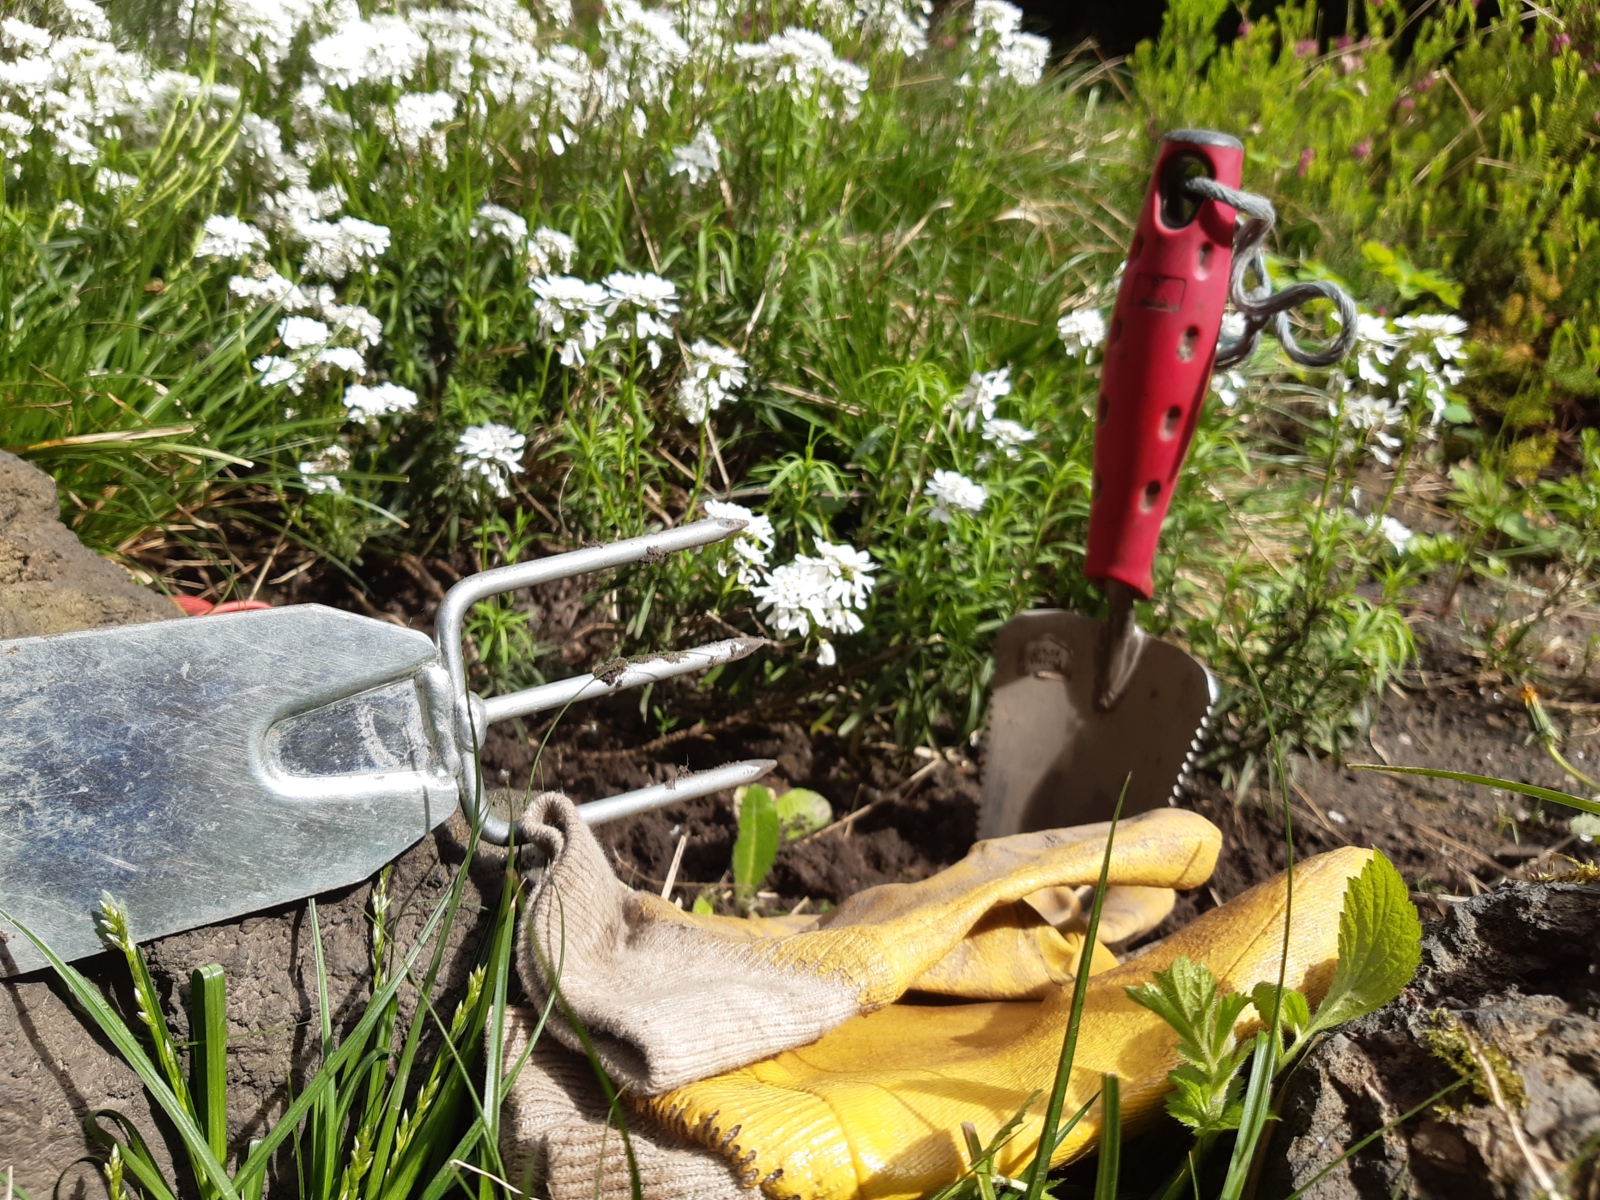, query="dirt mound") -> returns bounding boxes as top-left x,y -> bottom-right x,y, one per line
1262,882 -> 1600,1199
